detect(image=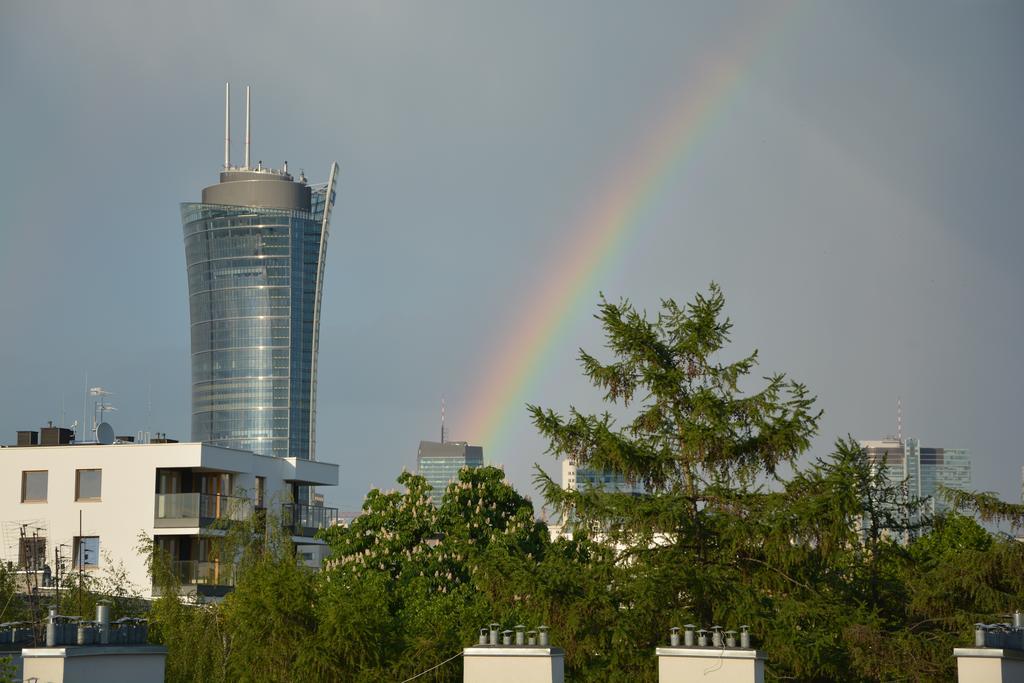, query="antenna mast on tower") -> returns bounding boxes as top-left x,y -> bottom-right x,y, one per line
897,397 -> 903,444
244,85 -> 251,169
441,397 -> 447,444
224,82 -> 231,169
